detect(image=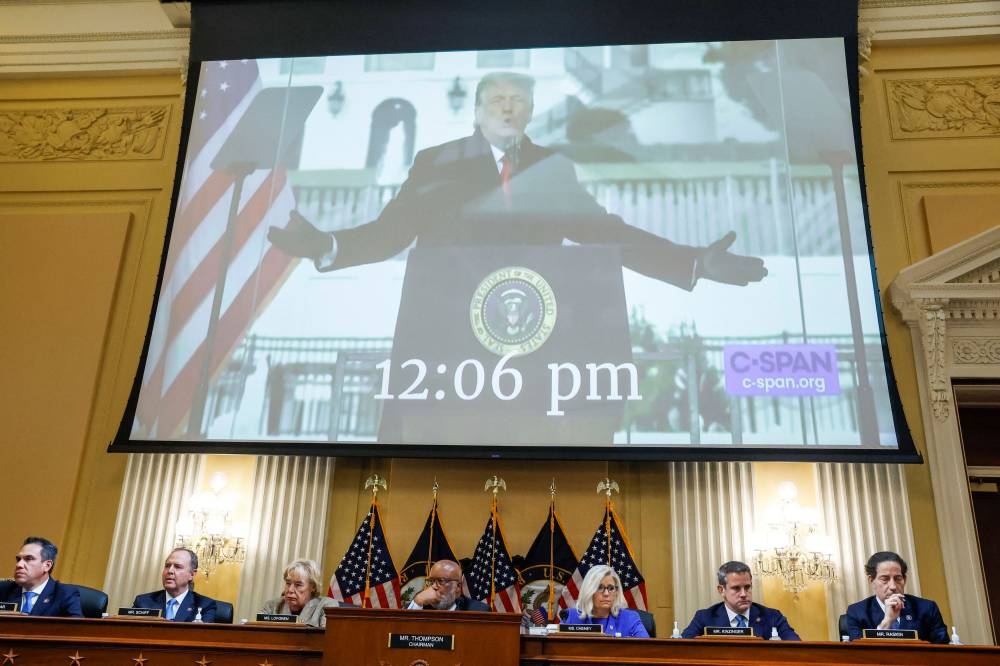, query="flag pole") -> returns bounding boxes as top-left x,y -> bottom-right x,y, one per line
363,474 -> 387,608
484,475 -> 506,611
597,478 -> 619,566
548,478 -> 556,615
426,478 -> 439,575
